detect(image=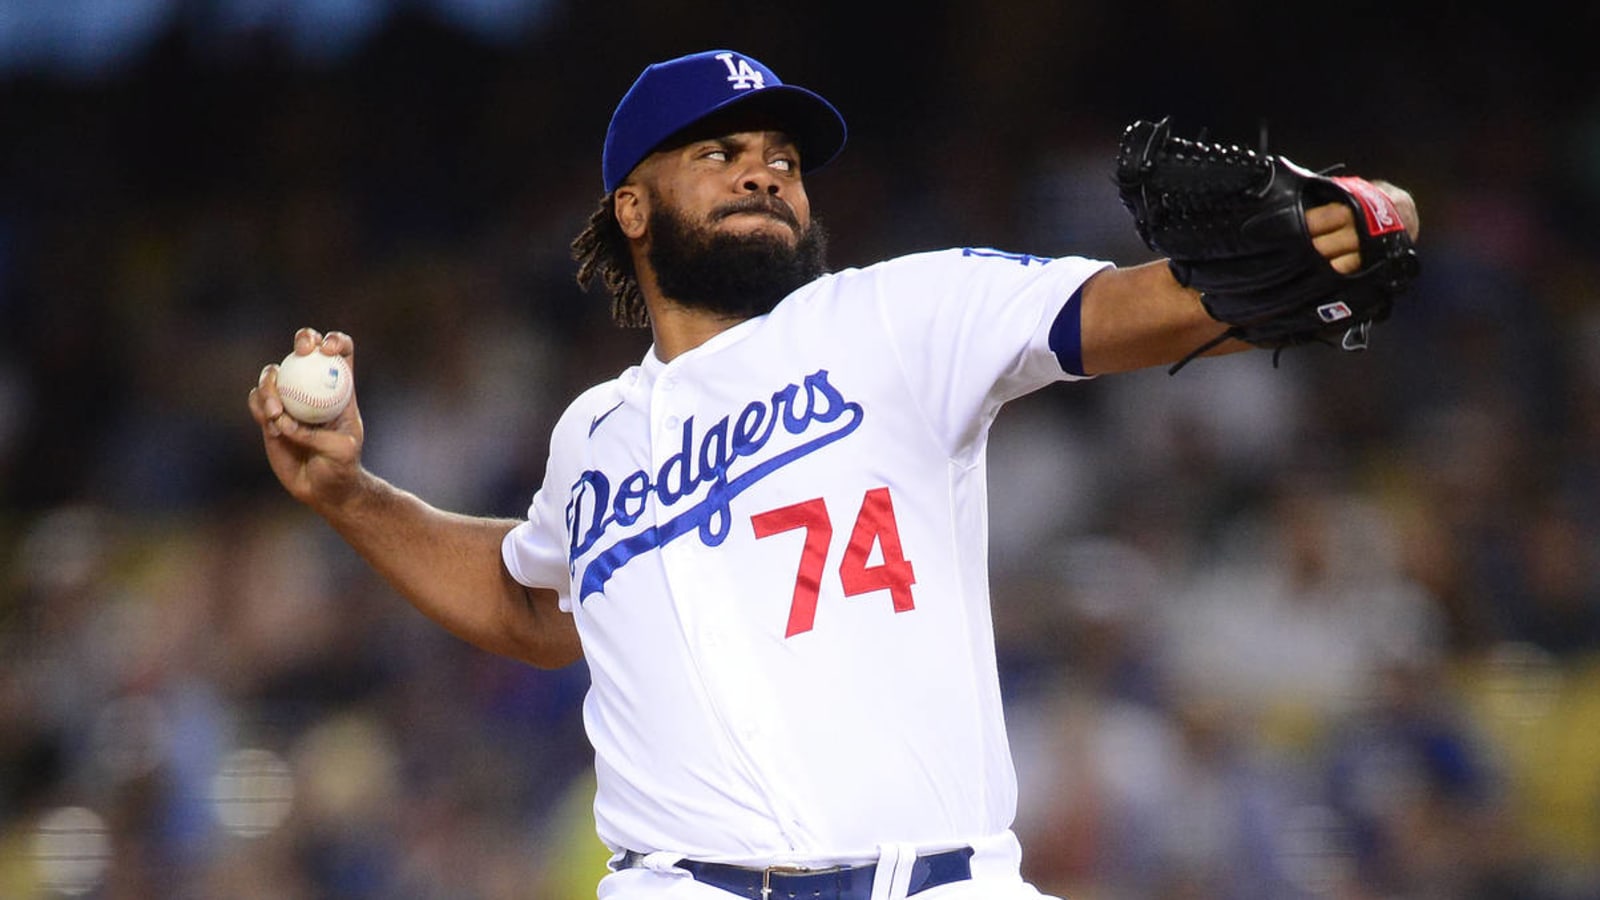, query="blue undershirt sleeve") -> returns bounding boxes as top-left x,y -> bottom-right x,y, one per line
1047,286 -> 1087,377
